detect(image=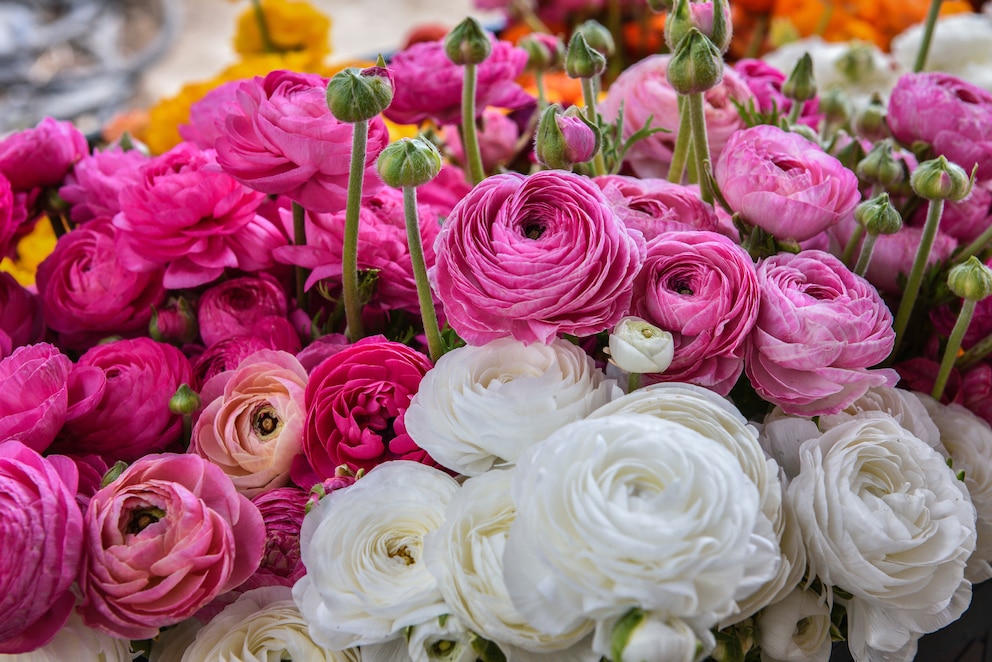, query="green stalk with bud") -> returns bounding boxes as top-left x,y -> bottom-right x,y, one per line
932,257 -> 992,400
782,53 -> 816,127
445,18 -> 492,186
565,31 -> 609,177
852,193 -> 903,276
